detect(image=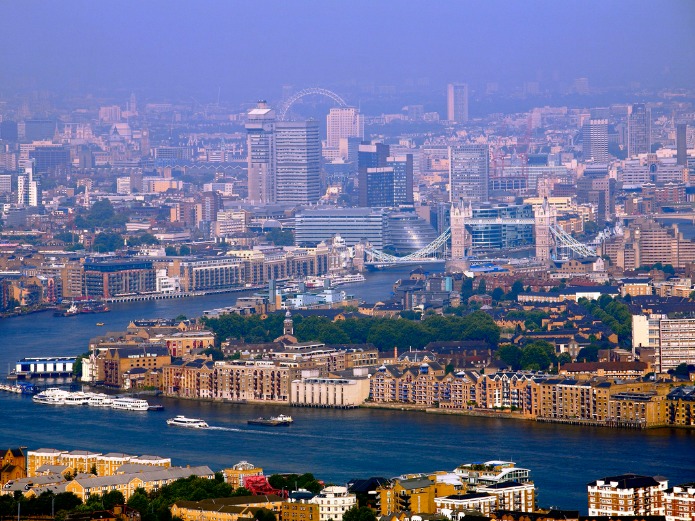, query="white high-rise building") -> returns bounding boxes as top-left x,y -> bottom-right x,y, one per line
16,163 -> 40,207
583,119 -> 609,163
326,107 -> 363,149
274,120 -> 321,204
447,83 -> 469,123
116,176 -> 132,195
